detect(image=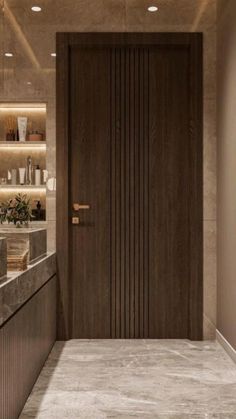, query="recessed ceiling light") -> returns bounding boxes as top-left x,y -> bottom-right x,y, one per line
27,81 -> 32,85
51,53 -> 56,57
4,52 -> 13,57
148,6 -> 158,12
31,6 -> 42,12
